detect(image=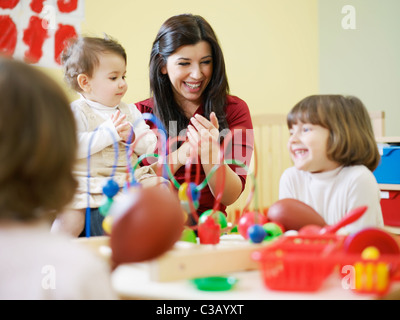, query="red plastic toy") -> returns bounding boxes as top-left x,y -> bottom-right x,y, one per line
252,234 -> 342,292
198,215 -> 221,245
